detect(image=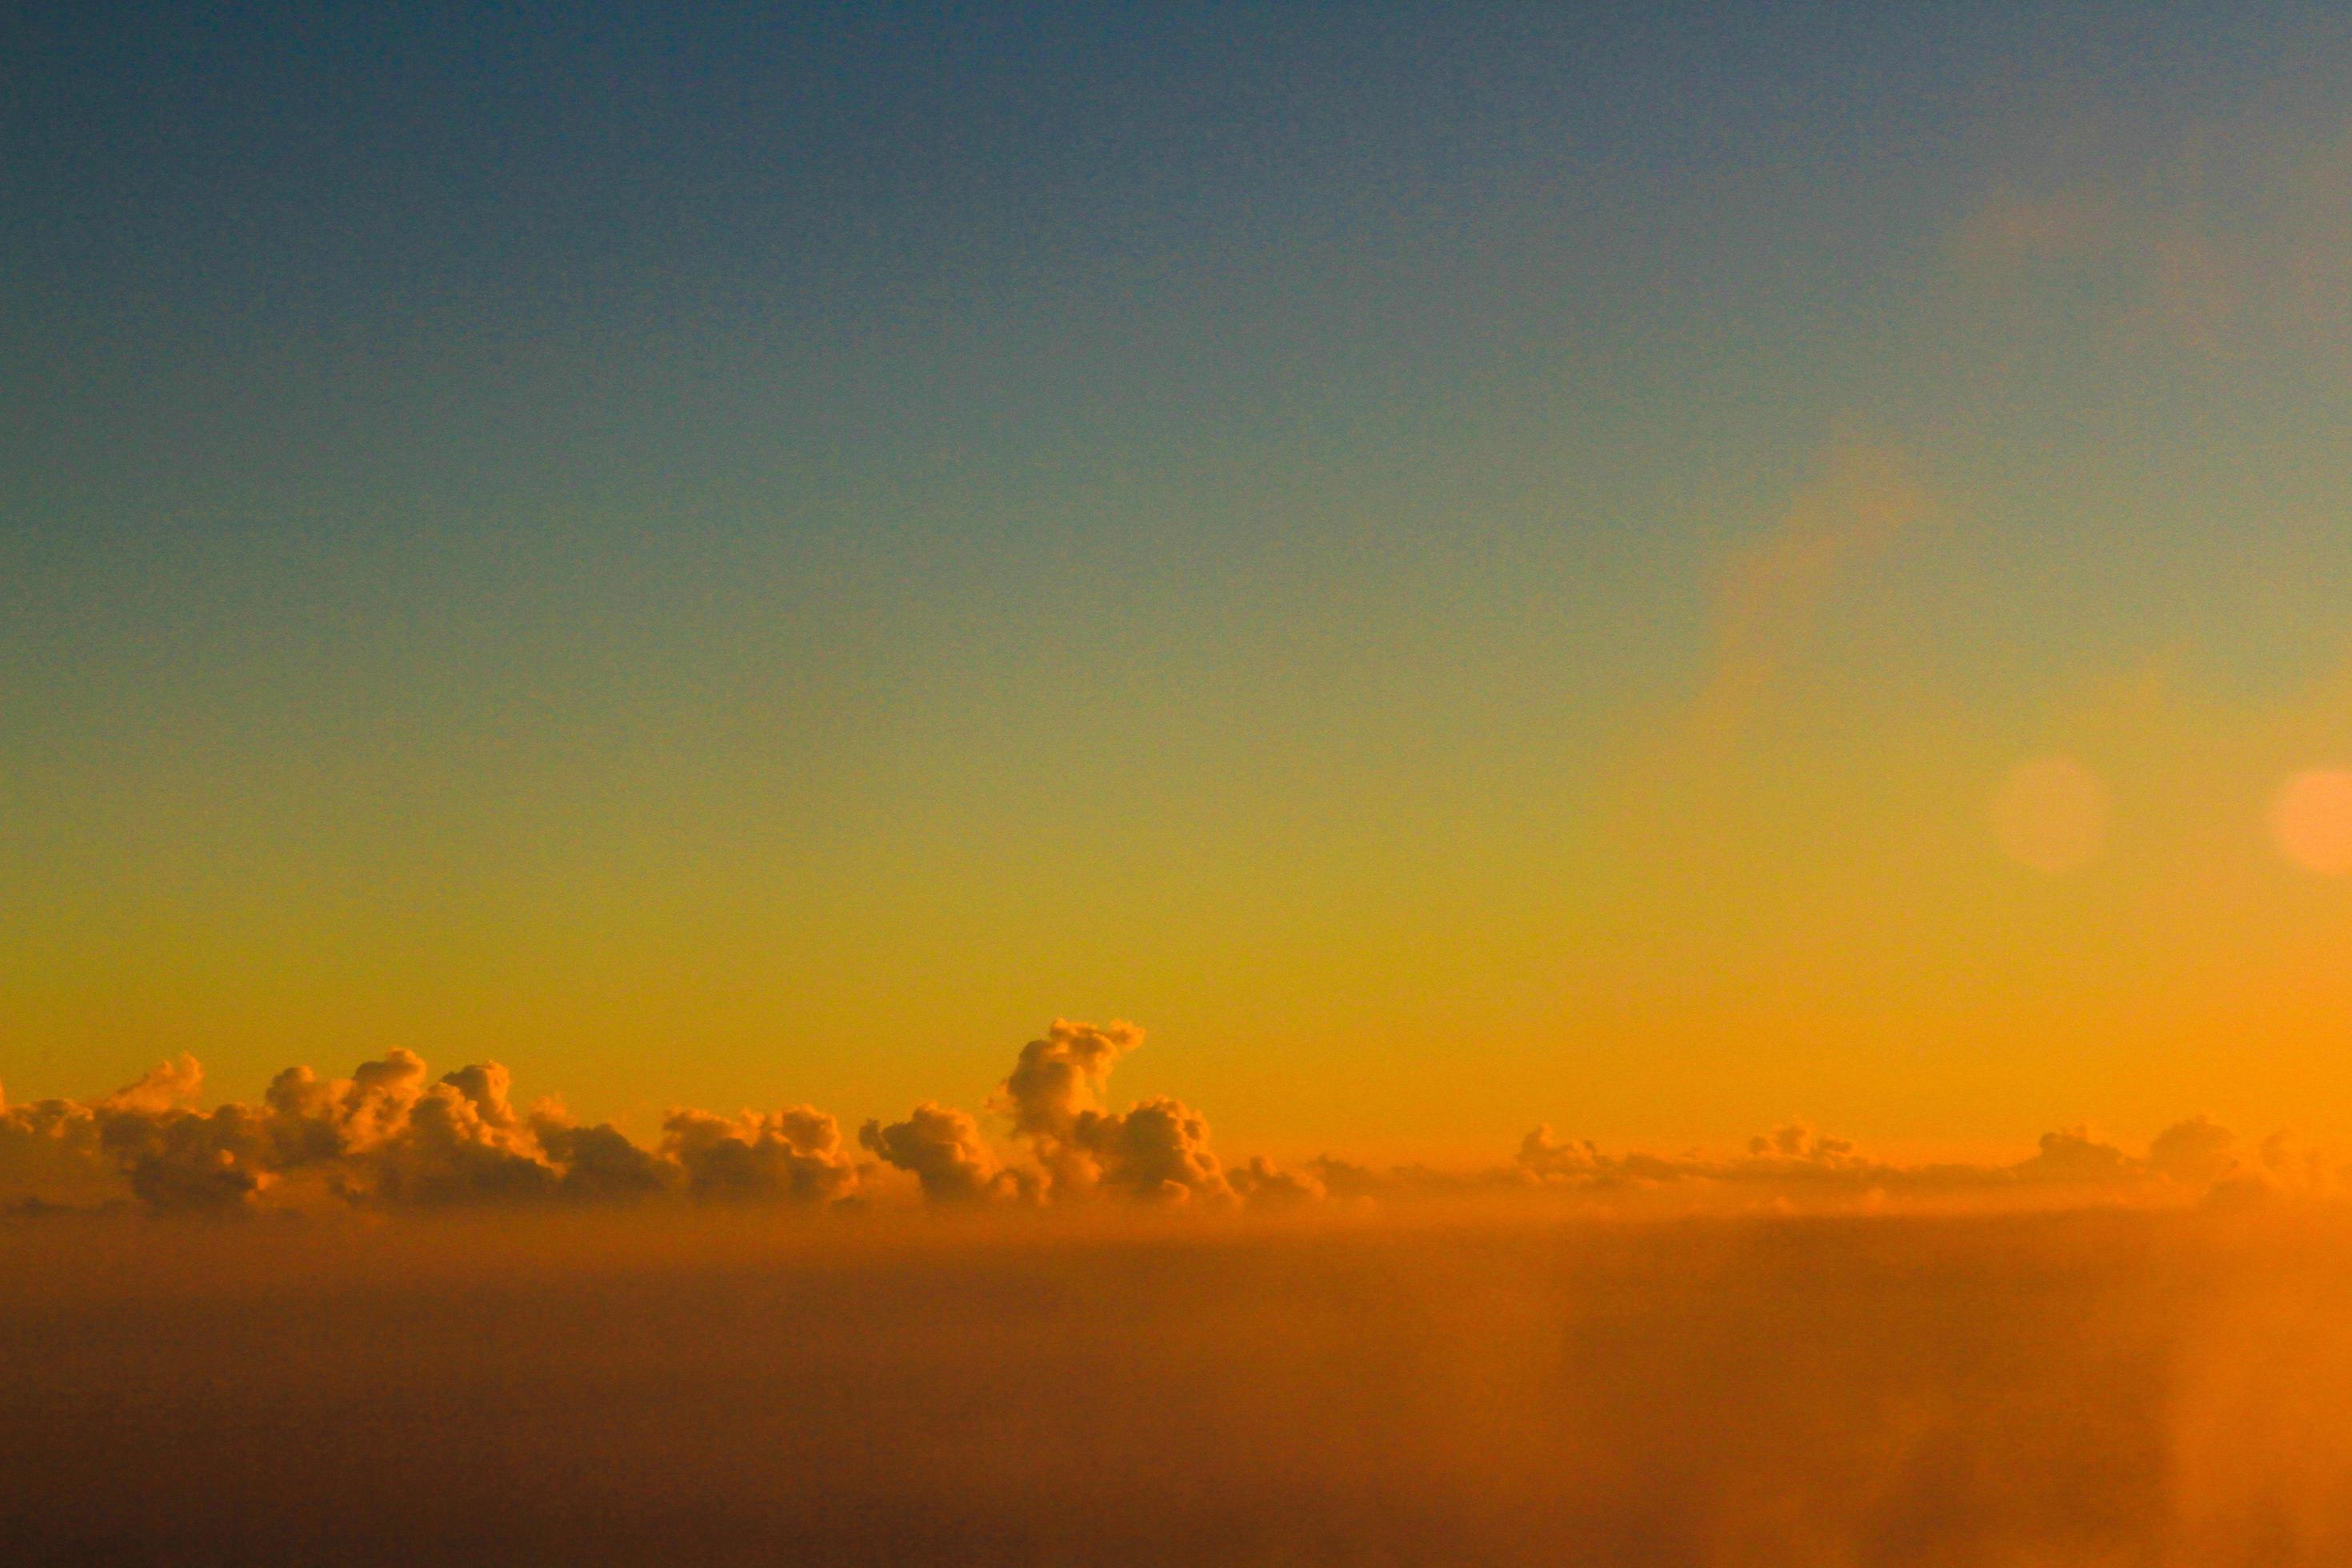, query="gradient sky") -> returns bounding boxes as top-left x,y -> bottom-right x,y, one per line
8,2 -> 2352,1162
